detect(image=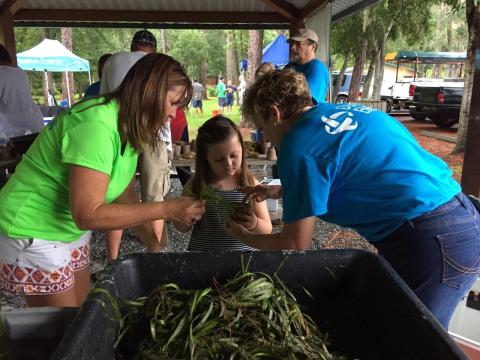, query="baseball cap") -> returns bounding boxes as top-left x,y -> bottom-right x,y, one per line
288,29 -> 319,43
131,30 -> 157,49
